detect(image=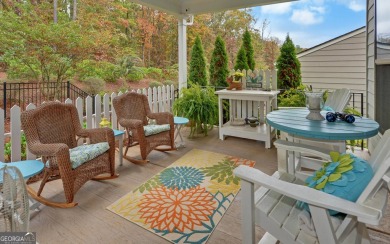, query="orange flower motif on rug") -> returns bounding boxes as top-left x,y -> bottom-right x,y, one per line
107,149 -> 255,244
139,185 -> 216,232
